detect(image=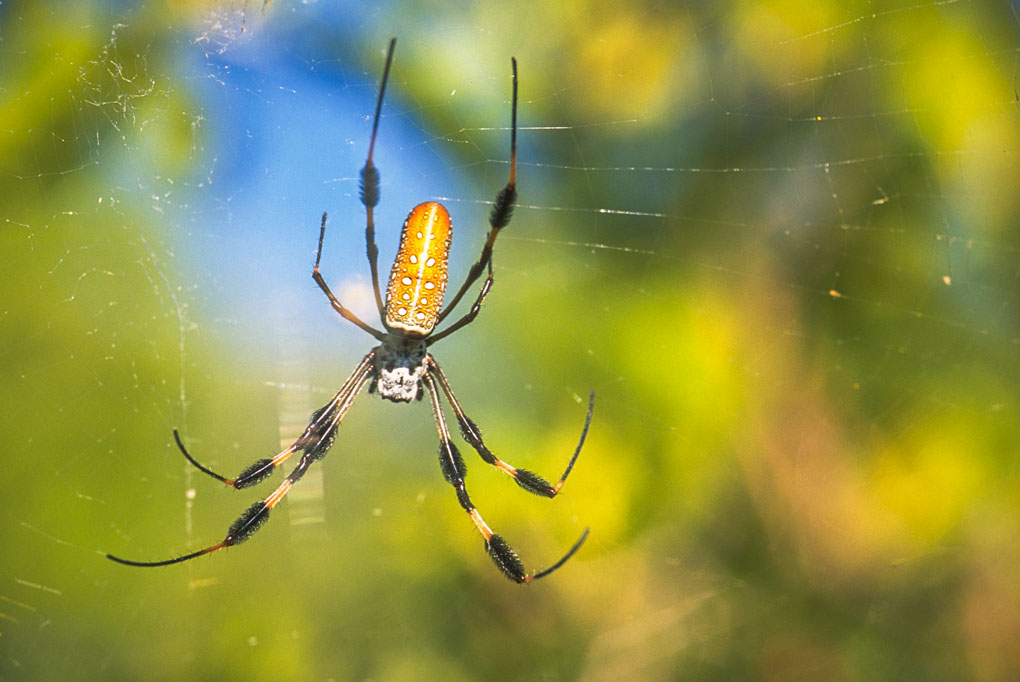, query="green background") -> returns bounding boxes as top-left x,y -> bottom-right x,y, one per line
3,1 -> 1020,680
